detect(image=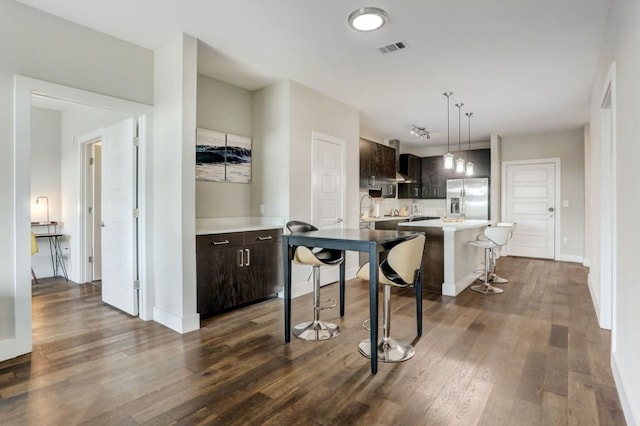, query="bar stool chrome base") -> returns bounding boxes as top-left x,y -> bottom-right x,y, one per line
471,283 -> 504,294
358,338 -> 415,363
479,273 -> 509,284
293,320 -> 340,341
